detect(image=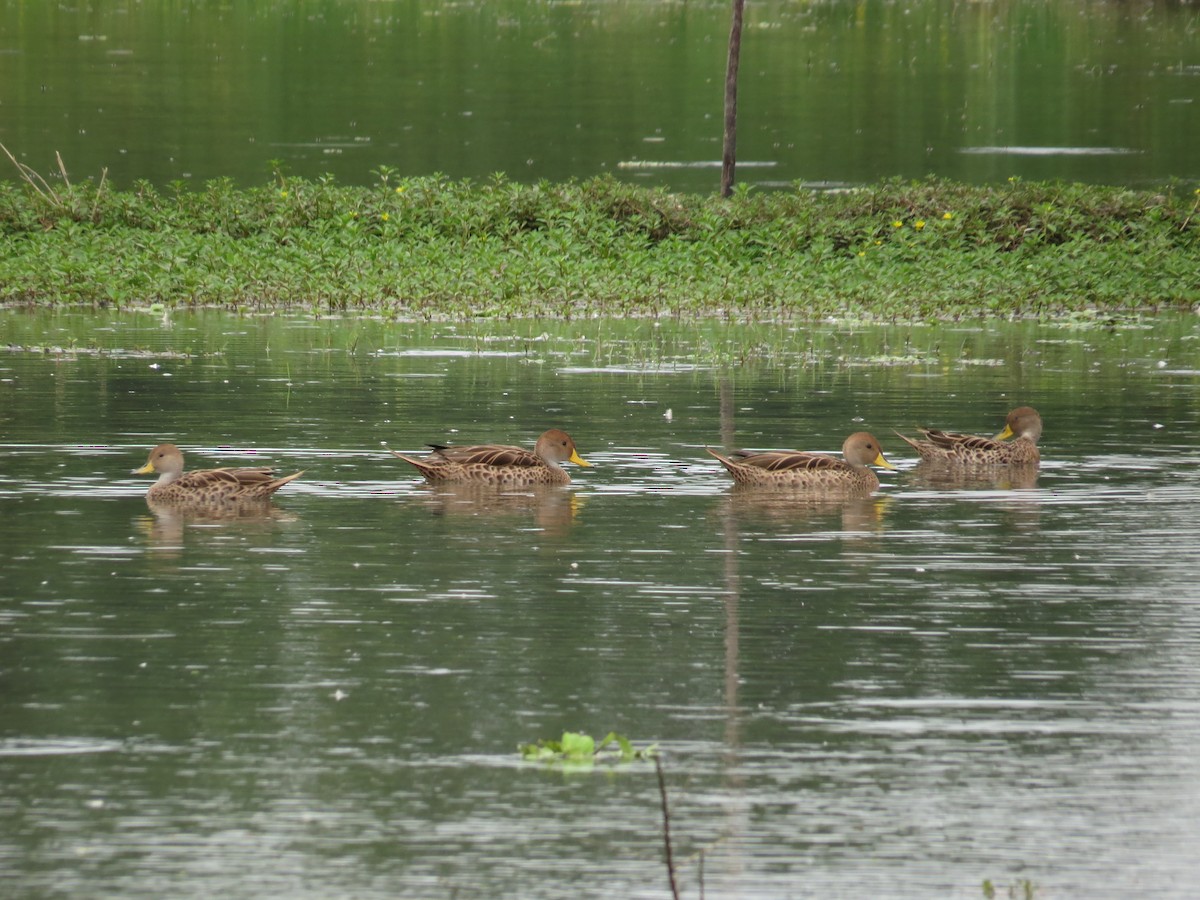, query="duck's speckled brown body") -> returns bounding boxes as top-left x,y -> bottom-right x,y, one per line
391,428 -> 590,486
708,432 -> 894,491
133,443 -> 303,504
895,407 -> 1042,466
